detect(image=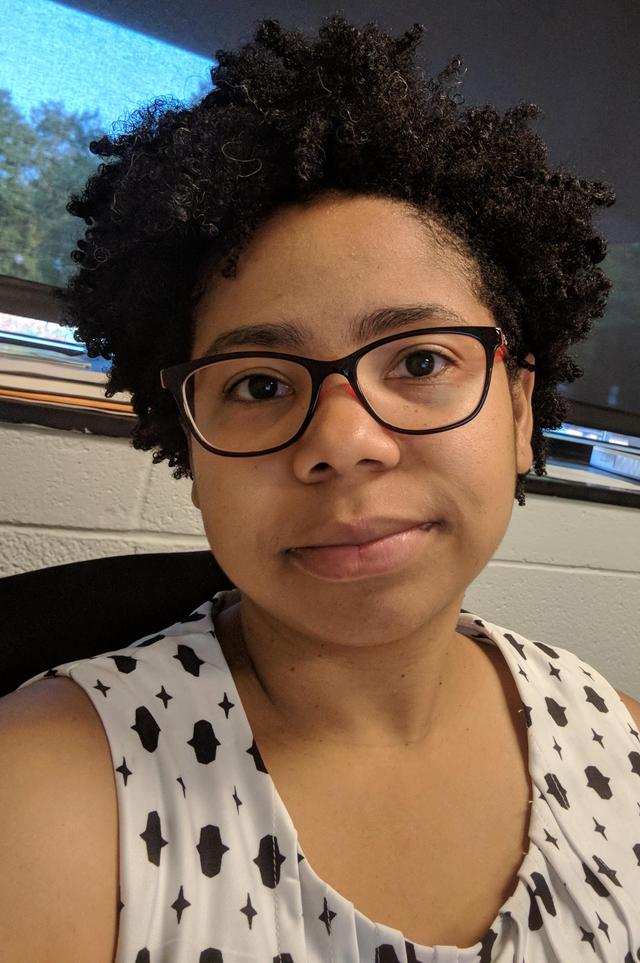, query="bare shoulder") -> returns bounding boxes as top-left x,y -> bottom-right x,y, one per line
615,687 -> 640,729
0,677 -> 119,963
1,672 -> 108,724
